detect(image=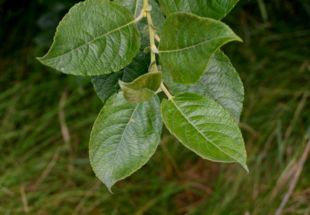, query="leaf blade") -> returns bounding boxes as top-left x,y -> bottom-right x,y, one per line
38,0 -> 140,76
163,50 -> 244,120
161,93 -> 247,170
89,93 -> 162,191
159,13 -> 241,84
